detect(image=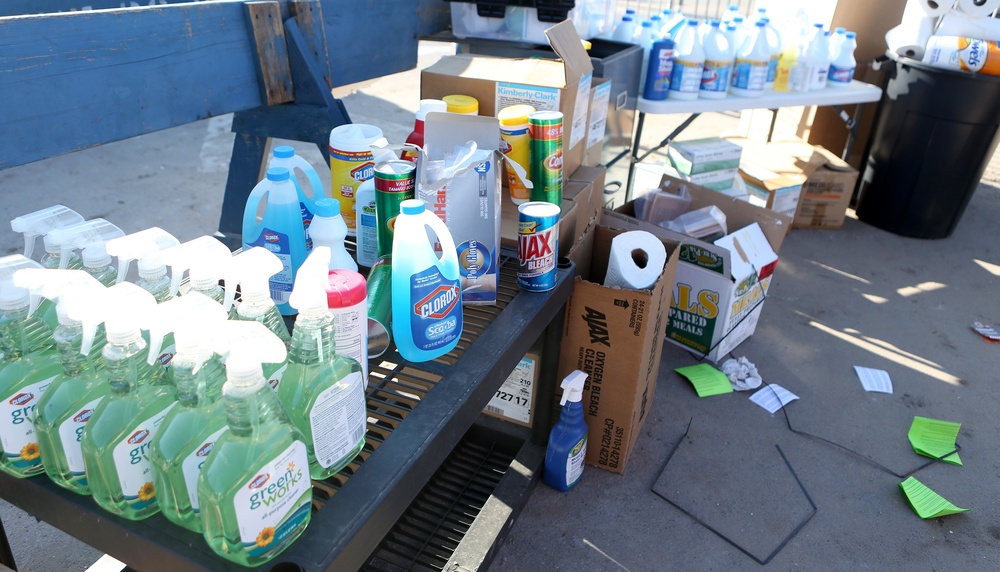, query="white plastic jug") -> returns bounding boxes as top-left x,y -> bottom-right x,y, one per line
268,146 -> 325,251
730,21 -> 769,98
701,21 -> 733,99
669,19 -> 705,101
329,124 -> 388,238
